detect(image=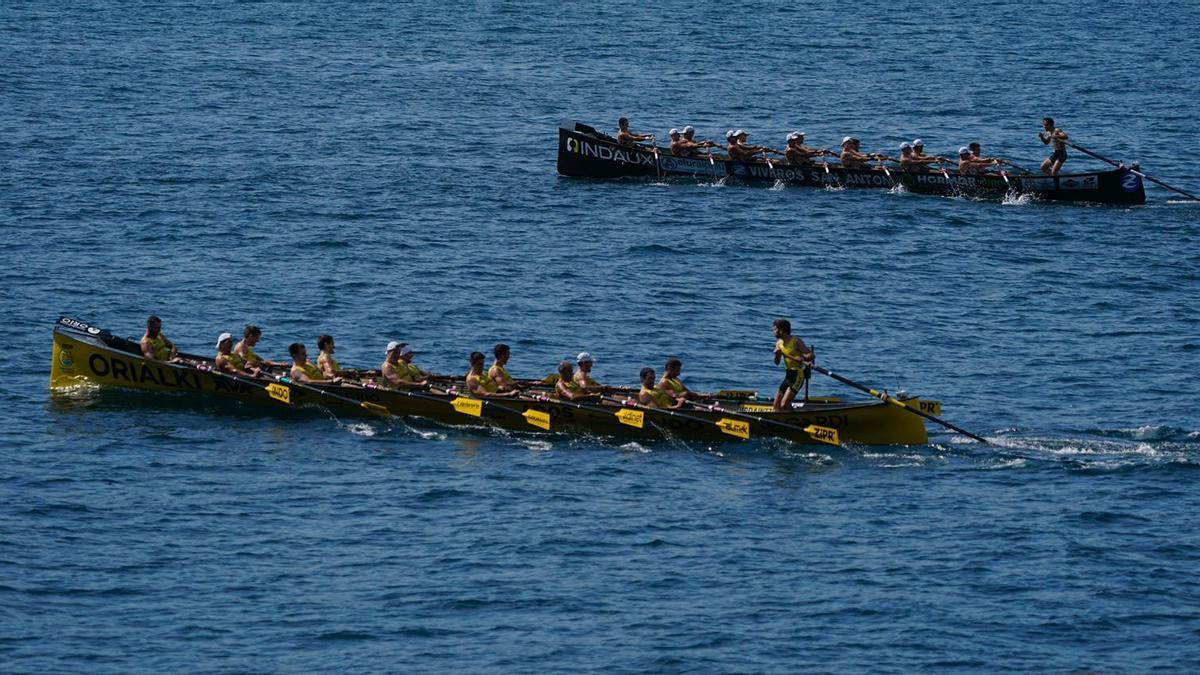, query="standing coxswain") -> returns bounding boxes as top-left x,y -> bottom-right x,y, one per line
1039,117 -> 1069,175
772,319 -> 814,410
140,315 -> 178,362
